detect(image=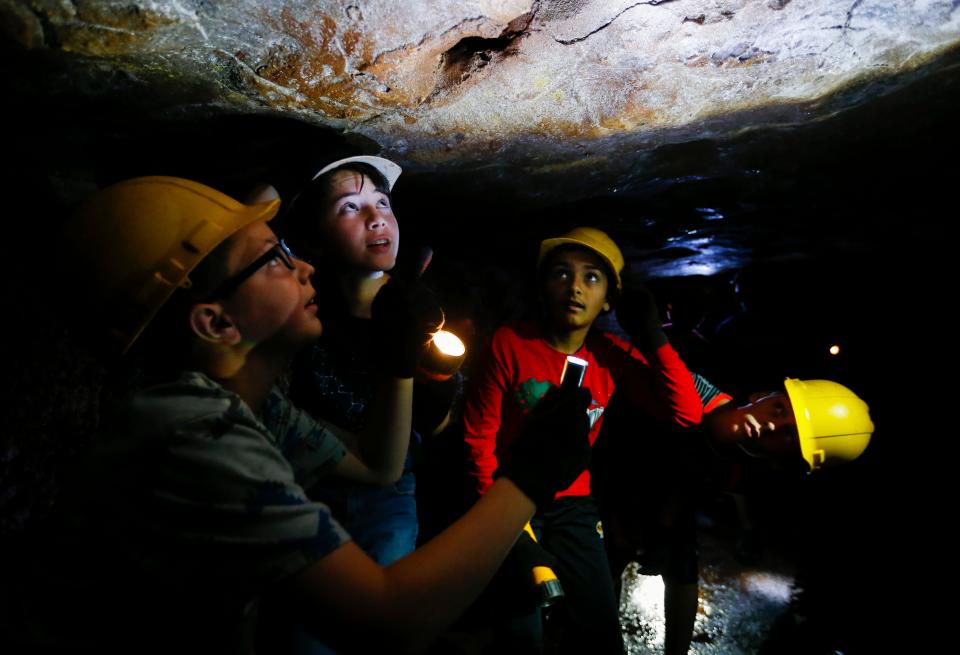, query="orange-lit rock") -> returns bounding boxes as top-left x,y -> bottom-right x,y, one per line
4,0 -> 959,199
